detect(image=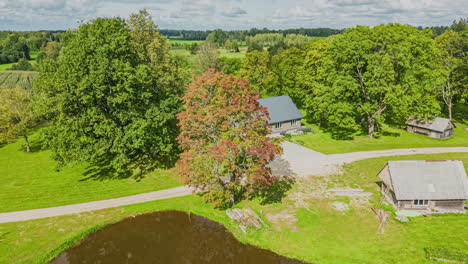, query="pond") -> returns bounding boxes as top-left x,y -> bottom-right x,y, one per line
50,210 -> 308,264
